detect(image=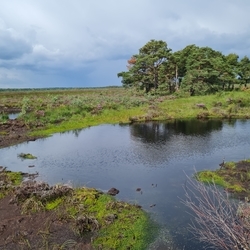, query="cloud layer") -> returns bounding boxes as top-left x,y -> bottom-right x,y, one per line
0,0 -> 250,88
